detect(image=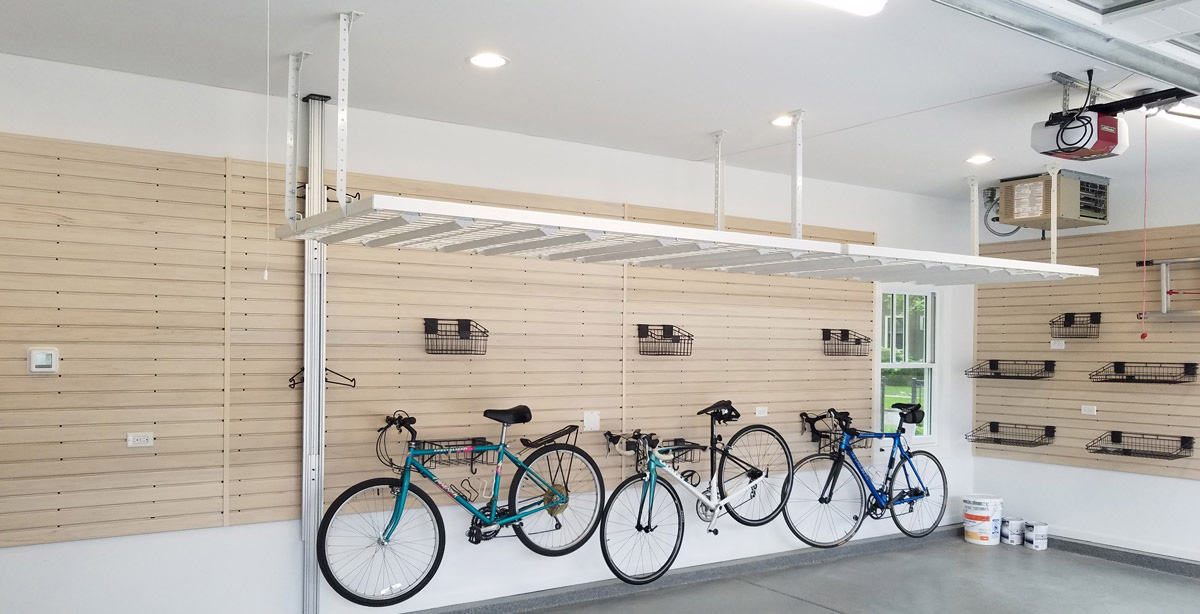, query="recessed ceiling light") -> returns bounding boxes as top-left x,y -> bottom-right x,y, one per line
772,115 -> 795,127
469,53 -> 508,68
806,0 -> 888,17
966,155 -> 994,165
